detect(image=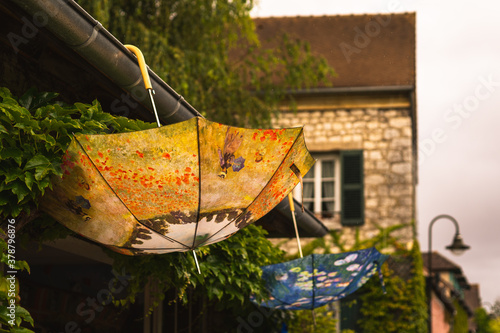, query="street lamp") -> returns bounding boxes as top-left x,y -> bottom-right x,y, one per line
427,214 -> 470,333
